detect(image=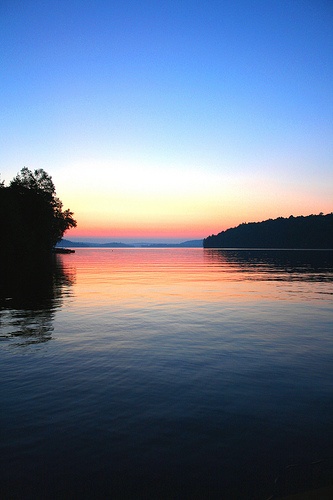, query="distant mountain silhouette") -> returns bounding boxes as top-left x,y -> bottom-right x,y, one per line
139,240 -> 203,248
57,239 -> 134,248
204,213 -> 333,249
57,239 -> 203,248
